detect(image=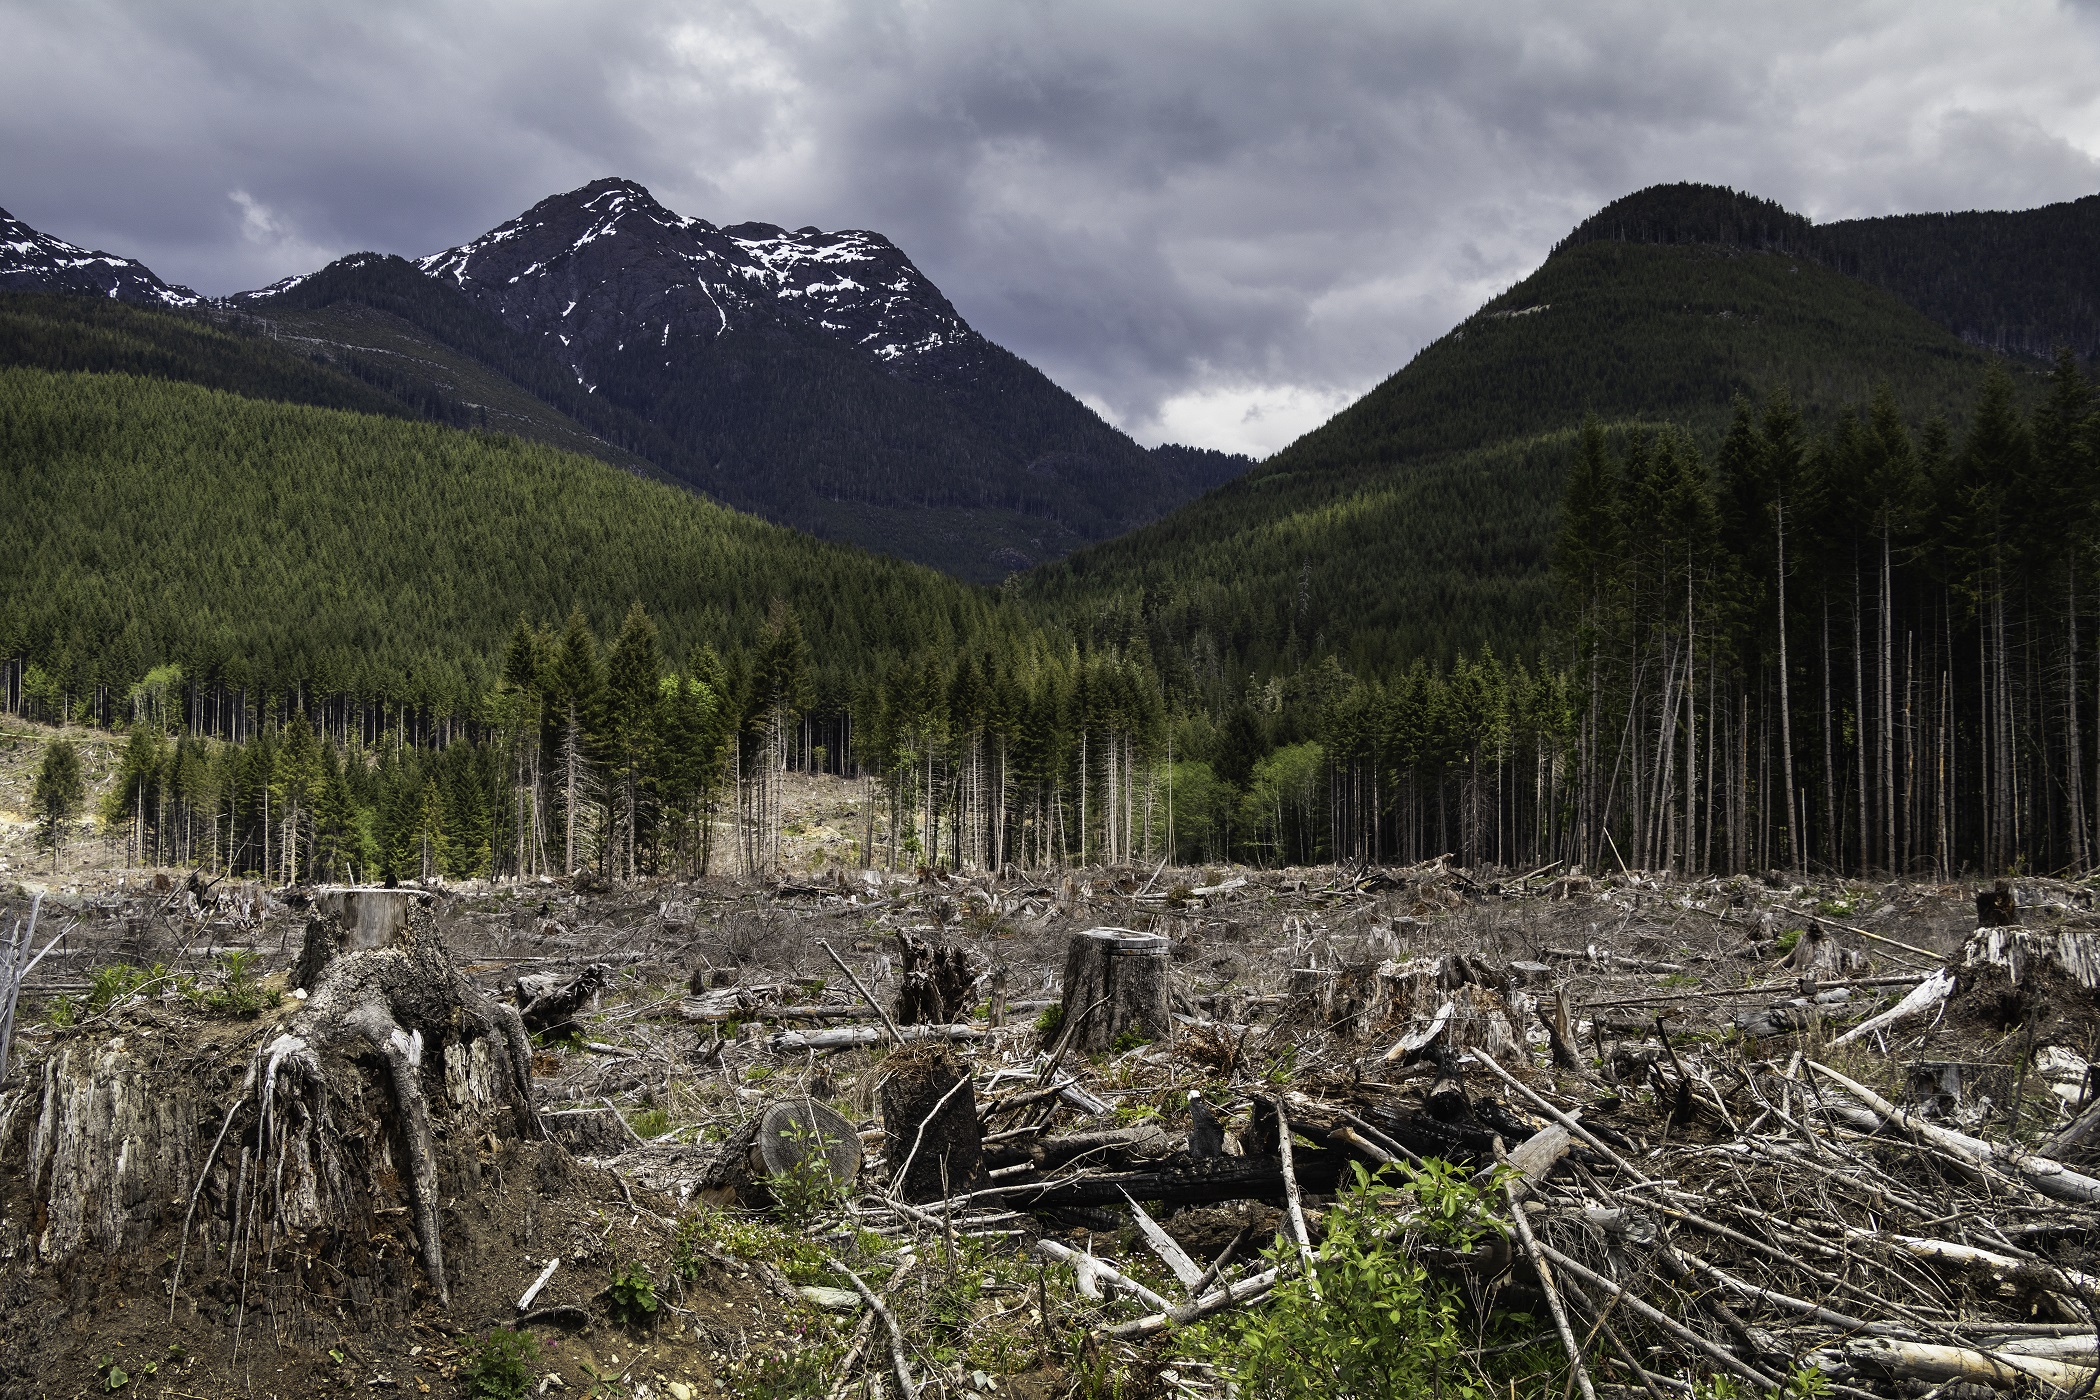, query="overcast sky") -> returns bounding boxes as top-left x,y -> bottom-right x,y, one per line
4,1 -> 2098,455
